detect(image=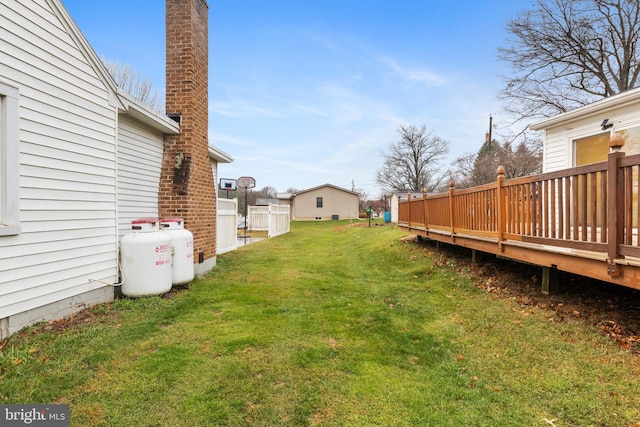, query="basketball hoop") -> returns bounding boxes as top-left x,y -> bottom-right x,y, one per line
219,178 -> 237,191
238,176 -> 256,189
237,176 -> 256,238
